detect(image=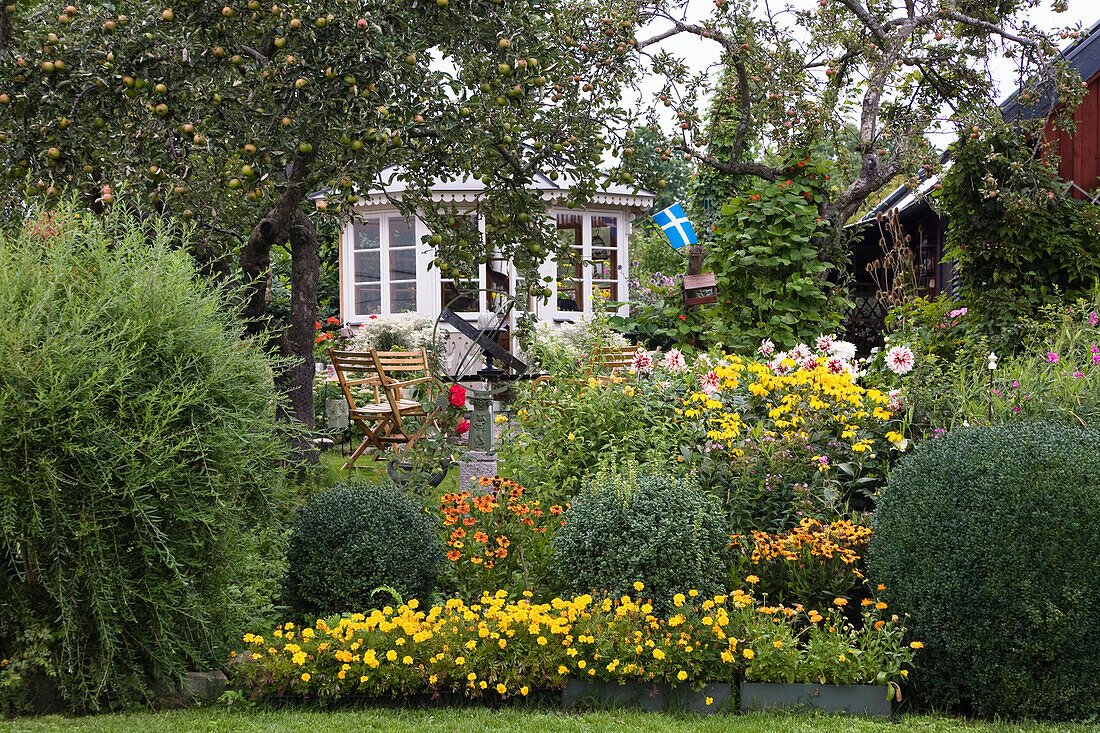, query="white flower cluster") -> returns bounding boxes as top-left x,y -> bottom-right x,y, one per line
760,334 -> 859,378
520,318 -> 628,369
348,312 -> 444,356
